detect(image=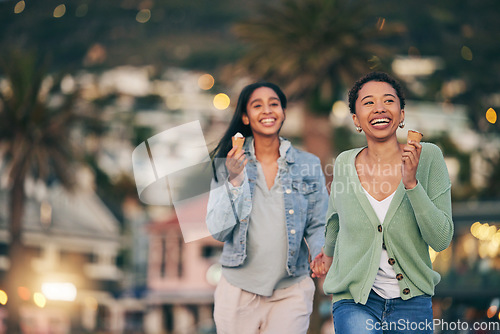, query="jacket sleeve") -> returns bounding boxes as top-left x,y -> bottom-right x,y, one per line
406,145 -> 454,252
206,167 -> 252,242
304,165 -> 328,259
